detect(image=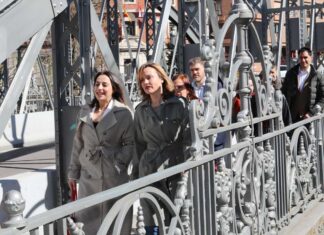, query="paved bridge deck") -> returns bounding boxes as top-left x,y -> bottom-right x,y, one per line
0,143 -> 55,178
280,198 -> 324,235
